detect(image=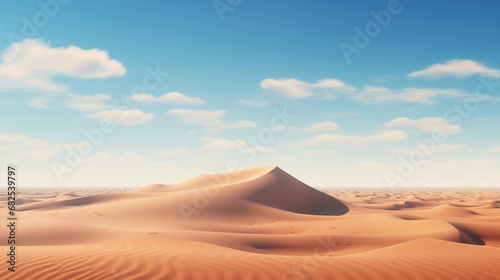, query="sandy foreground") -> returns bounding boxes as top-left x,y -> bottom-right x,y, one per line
1,166 -> 499,280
